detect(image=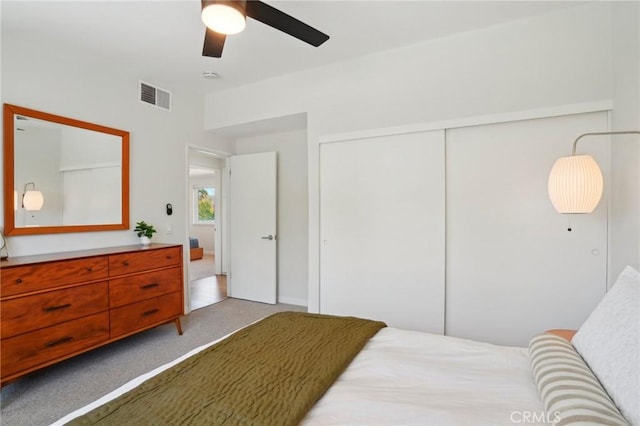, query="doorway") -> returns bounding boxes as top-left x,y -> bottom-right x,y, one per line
187,148 -> 227,310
